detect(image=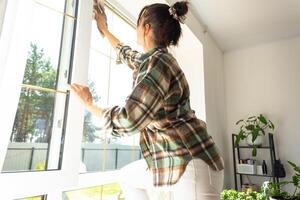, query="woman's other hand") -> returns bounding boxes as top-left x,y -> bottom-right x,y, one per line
70,84 -> 93,107
94,8 -> 108,35
70,83 -> 104,117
